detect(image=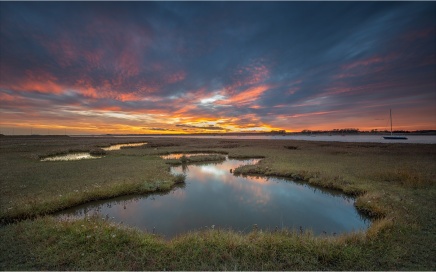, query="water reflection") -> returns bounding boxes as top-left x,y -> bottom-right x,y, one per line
41,143 -> 147,161
102,142 -> 147,151
41,153 -> 101,161
57,156 -> 370,239
160,153 -> 219,159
